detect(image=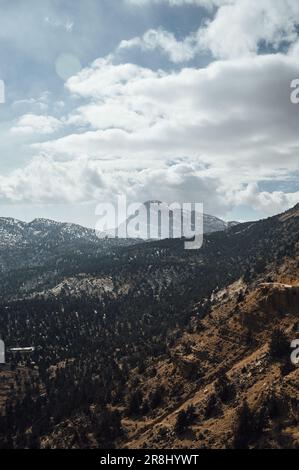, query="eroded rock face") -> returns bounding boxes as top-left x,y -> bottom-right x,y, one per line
259,283 -> 299,316
172,354 -> 200,379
